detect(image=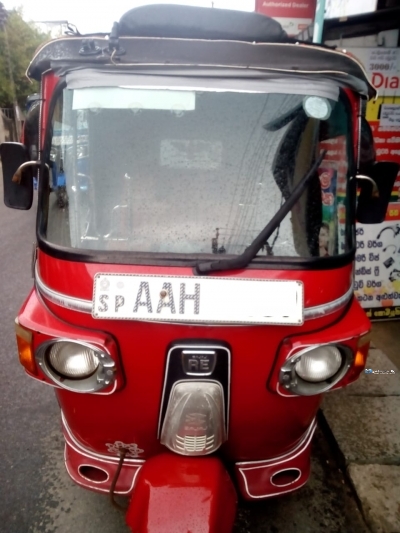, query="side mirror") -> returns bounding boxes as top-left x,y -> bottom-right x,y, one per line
356,161 -> 399,224
0,142 -> 33,210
